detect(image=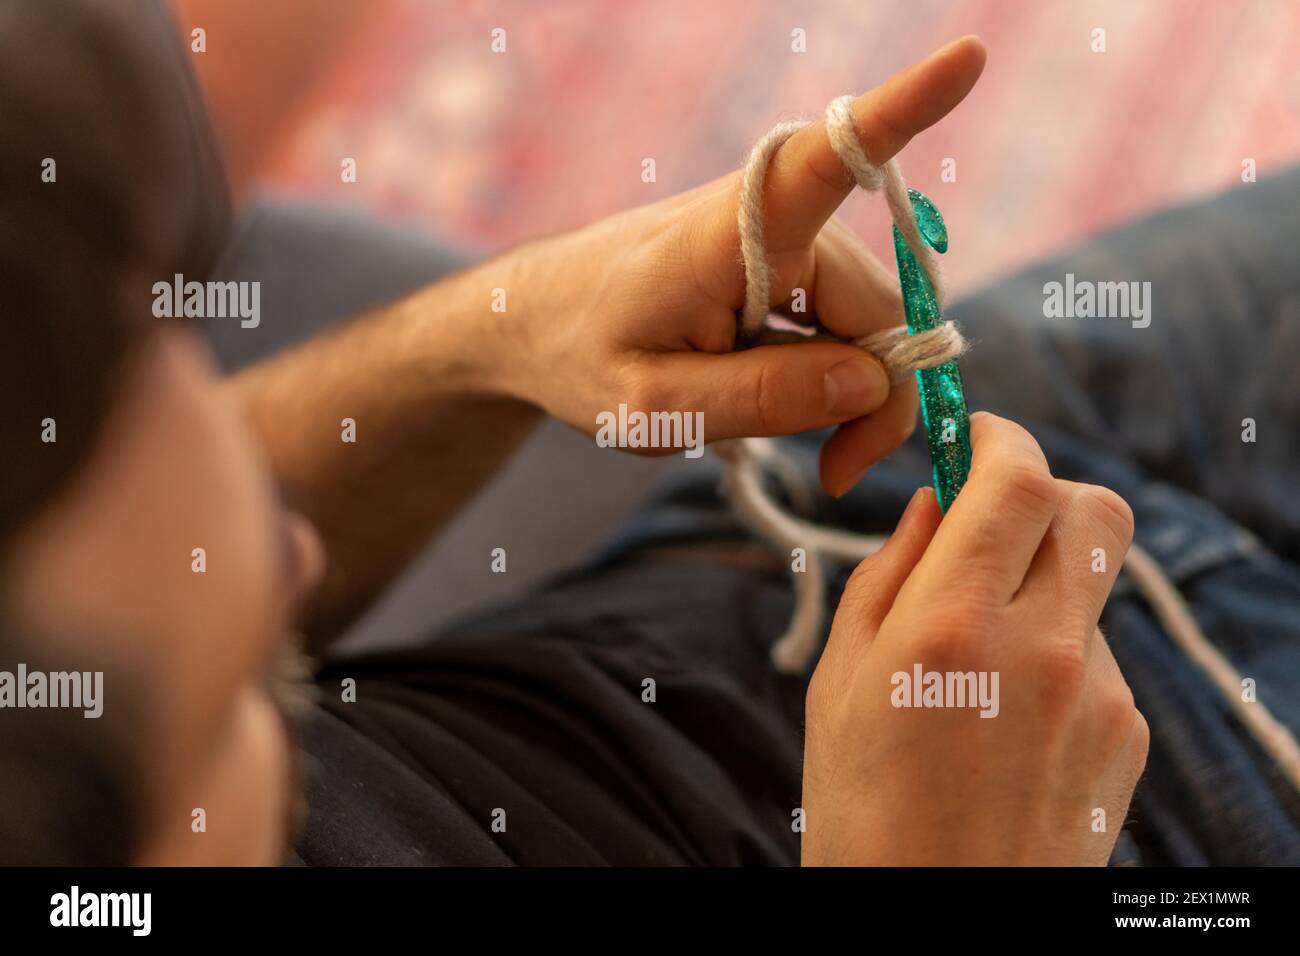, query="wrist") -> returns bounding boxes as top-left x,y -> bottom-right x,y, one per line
415,243 -> 543,405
